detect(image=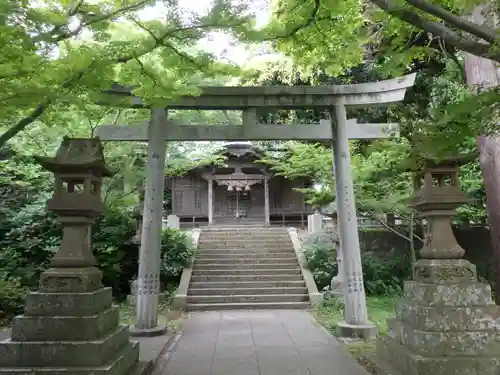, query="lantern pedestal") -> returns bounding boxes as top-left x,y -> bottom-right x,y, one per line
375,156 -> 500,375
0,138 -> 146,375
376,259 -> 500,375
